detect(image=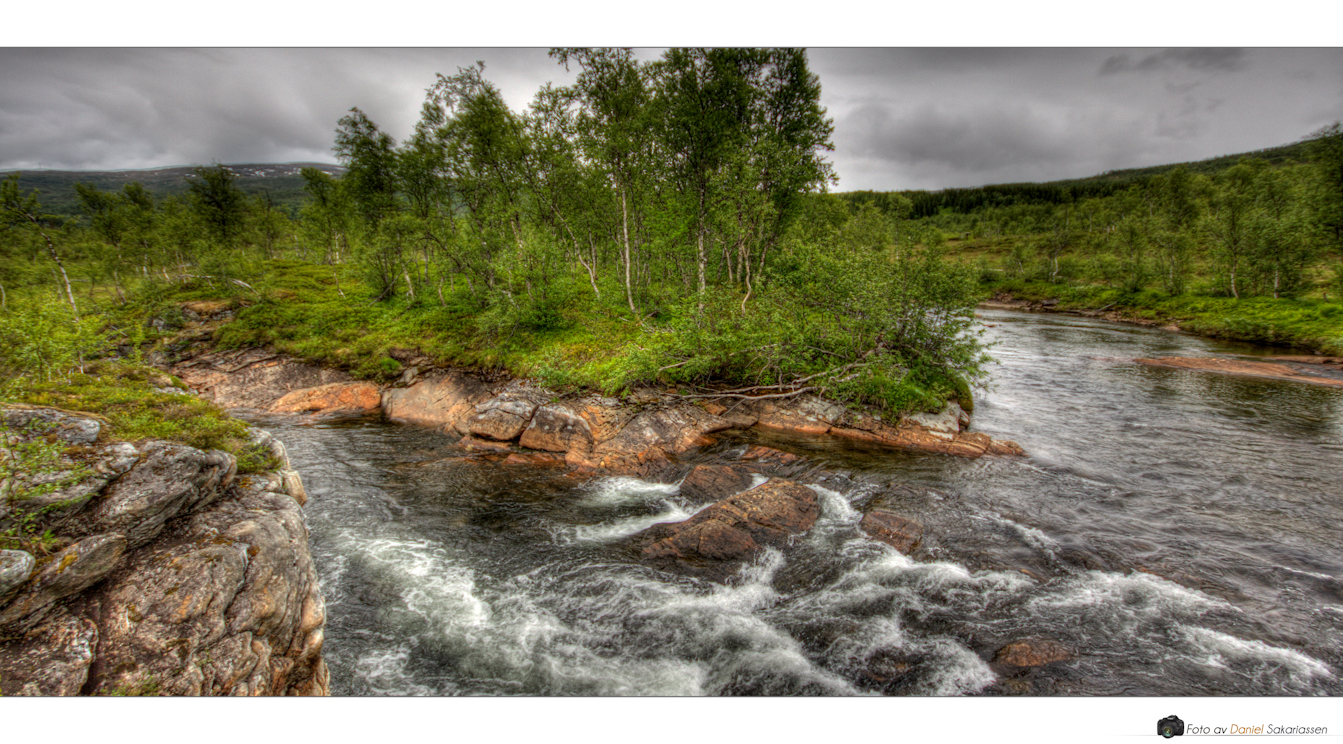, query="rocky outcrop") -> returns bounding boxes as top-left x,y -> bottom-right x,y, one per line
634,479 -> 820,581
0,406 -> 326,696
677,464 -> 758,503
171,348 -> 358,410
170,348 -> 1023,465
1134,356 -> 1343,388
271,382 -> 382,414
